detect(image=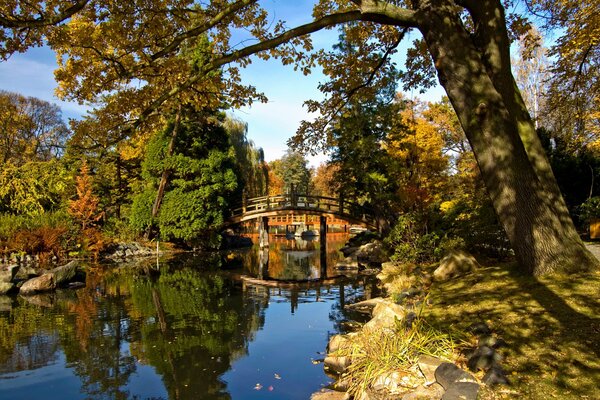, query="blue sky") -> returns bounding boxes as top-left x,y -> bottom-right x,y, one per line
0,1 -> 445,166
